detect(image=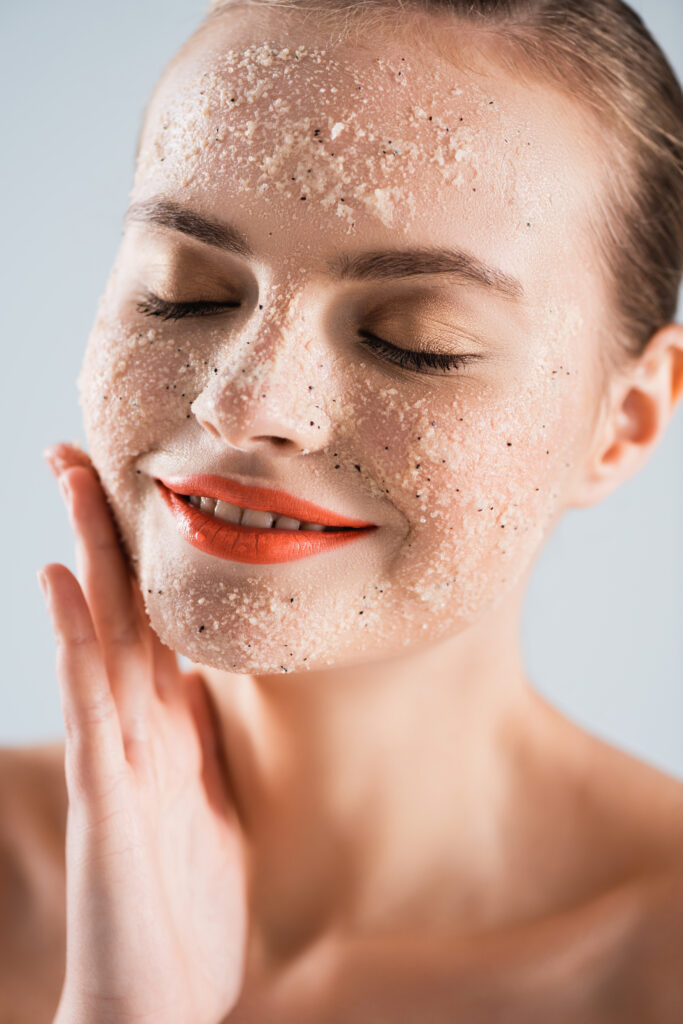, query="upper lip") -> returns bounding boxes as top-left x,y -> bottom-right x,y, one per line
157,474 -> 377,528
